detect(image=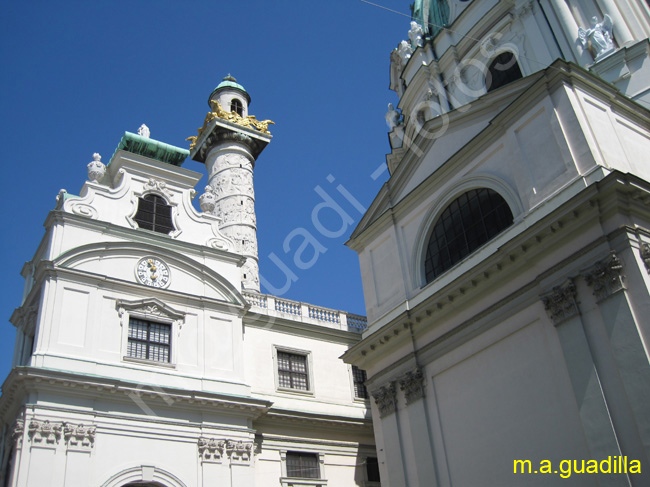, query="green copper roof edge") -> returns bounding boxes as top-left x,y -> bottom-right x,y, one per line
109,132 -> 189,167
